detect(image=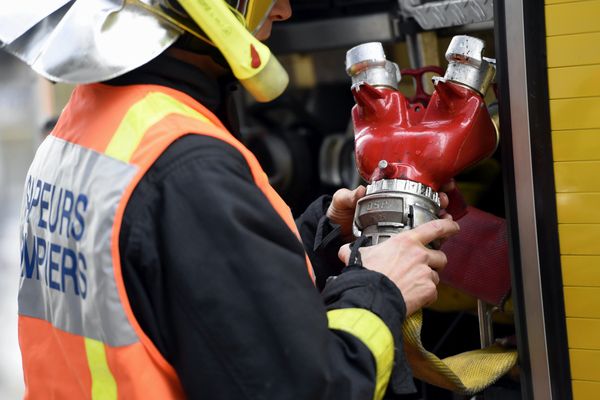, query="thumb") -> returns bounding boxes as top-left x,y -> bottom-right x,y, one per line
333,188 -> 354,208
351,185 -> 366,204
338,243 -> 351,265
